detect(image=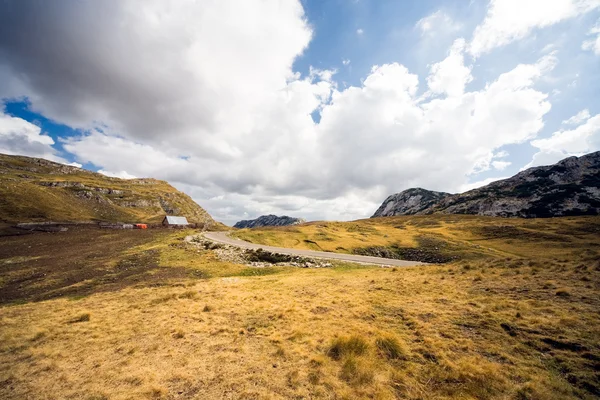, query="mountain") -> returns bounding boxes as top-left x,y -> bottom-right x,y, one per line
372,188 -> 451,217
234,214 -> 305,229
0,153 -> 218,226
372,151 -> 600,218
